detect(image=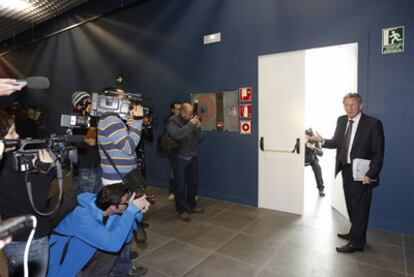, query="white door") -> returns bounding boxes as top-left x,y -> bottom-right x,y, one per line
258,51 -> 306,214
